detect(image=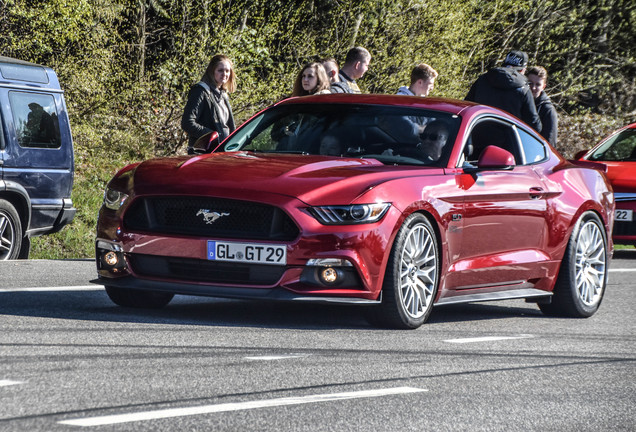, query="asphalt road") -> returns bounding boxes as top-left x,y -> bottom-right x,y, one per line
0,250 -> 634,431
